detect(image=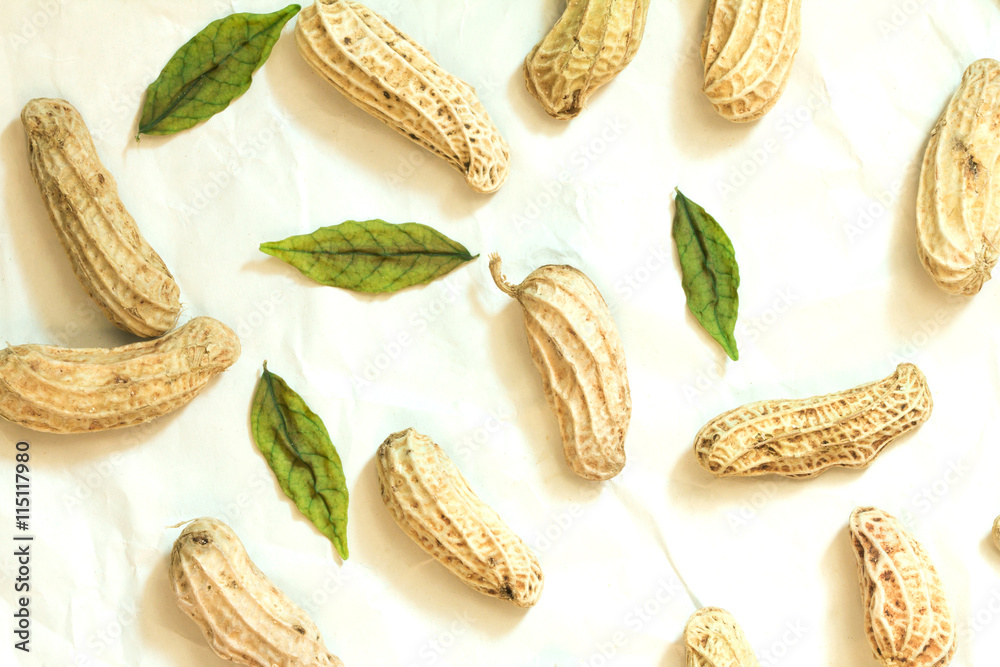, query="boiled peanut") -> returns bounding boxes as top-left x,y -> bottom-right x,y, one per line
170,517 -> 344,667
684,607 -> 761,667
524,0 -> 650,119
850,507 -> 956,666
21,98 -> 181,337
916,58 -> 1000,295
694,363 -> 932,478
0,316 -> 239,433
489,254 -> 631,481
295,0 -> 510,193
376,427 -> 543,607
701,0 -> 802,122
